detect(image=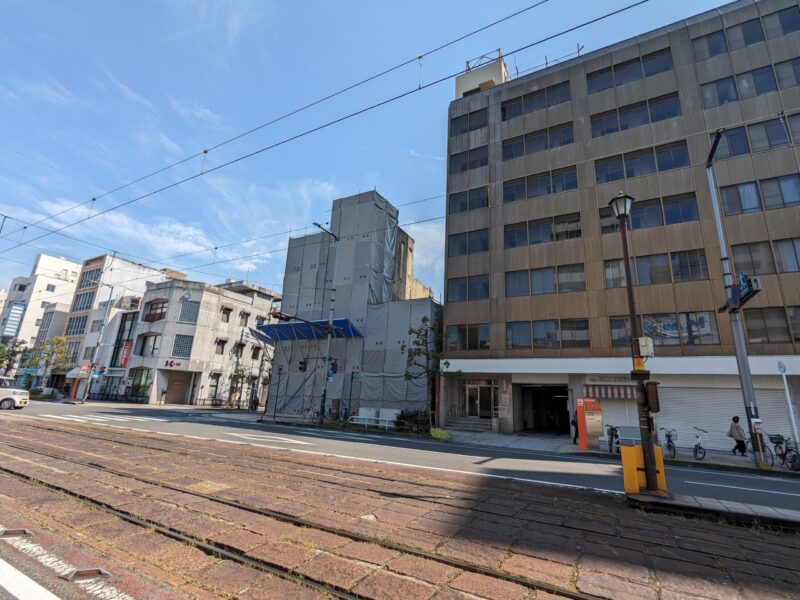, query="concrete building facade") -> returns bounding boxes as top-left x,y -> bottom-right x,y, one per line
443,0 -> 800,450
266,191 -> 438,420
121,279 -> 279,405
